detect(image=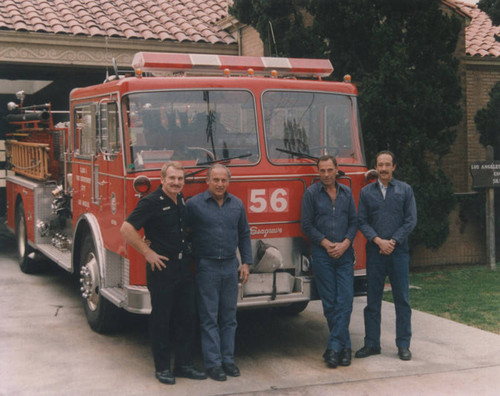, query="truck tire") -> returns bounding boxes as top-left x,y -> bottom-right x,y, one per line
15,202 -> 38,274
276,301 -> 309,316
79,234 -> 120,333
